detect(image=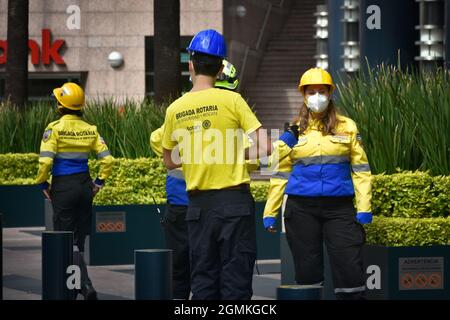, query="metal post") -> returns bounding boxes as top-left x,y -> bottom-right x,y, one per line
277,285 -> 323,300
42,231 -> 74,300
1,213 -> 3,300
135,249 -> 172,300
